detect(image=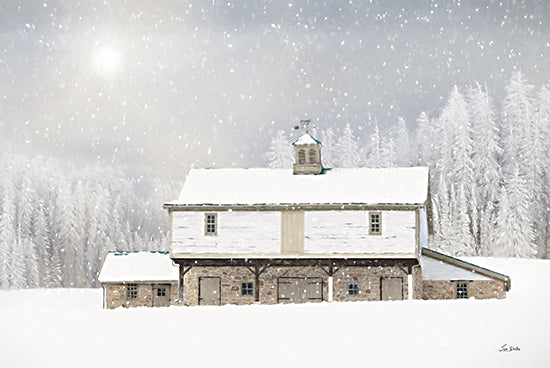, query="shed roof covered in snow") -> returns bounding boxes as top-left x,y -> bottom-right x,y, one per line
164,167 -> 429,208
420,248 -> 511,290
98,251 -> 179,283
